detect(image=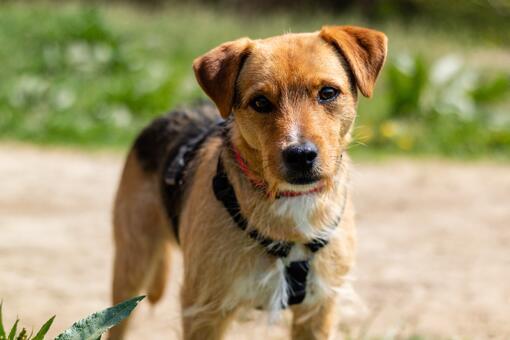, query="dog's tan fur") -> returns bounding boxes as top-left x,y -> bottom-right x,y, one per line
110,26 -> 387,340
